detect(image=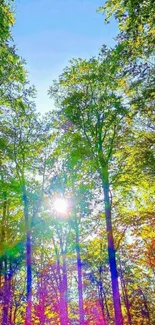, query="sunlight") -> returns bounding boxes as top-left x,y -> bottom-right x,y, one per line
53,198 -> 68,214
